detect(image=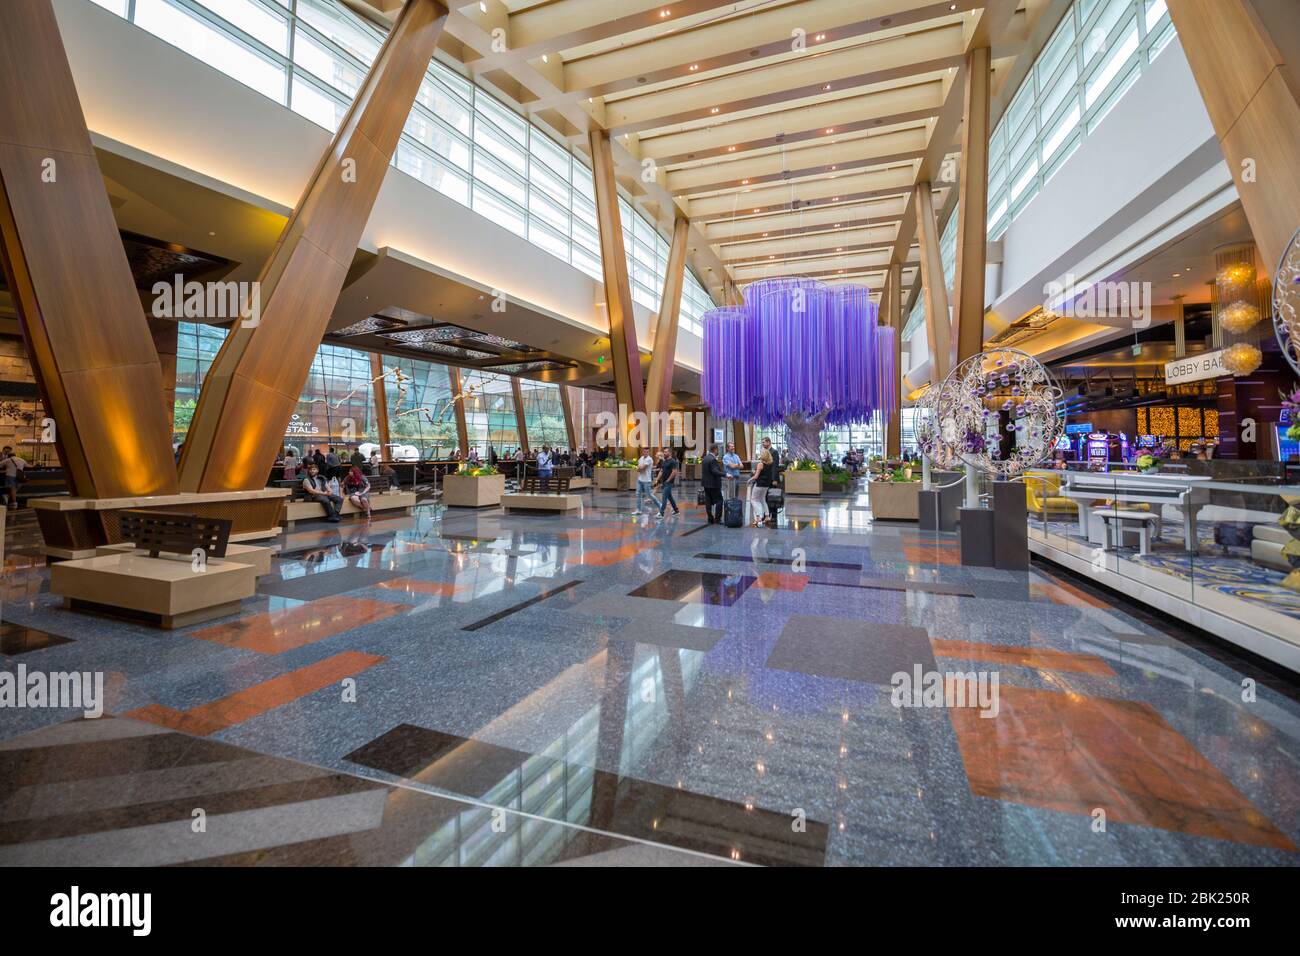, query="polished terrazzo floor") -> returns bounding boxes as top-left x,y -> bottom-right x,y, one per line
2,489 -> 1299,866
